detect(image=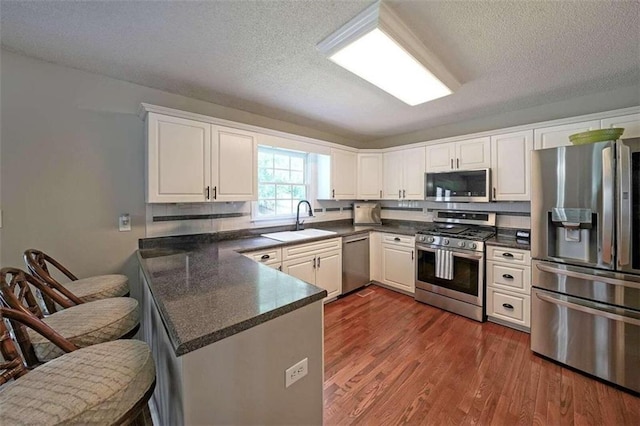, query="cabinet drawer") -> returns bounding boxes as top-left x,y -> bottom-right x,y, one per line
381,233 -> 414,247
487,262 -> 530,293
242,248 -> 282,264
487,287 -> 530,327
283,238 -> 342,260
487,246 -> 531,265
